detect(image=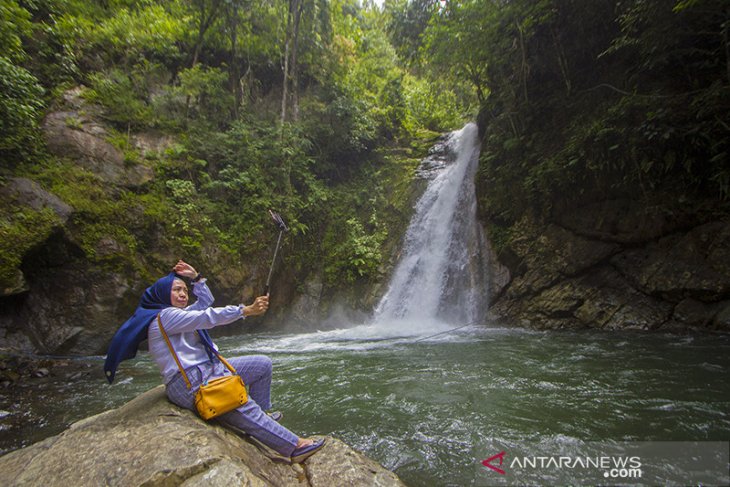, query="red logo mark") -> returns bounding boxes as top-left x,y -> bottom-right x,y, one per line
482,451 -> 507,475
